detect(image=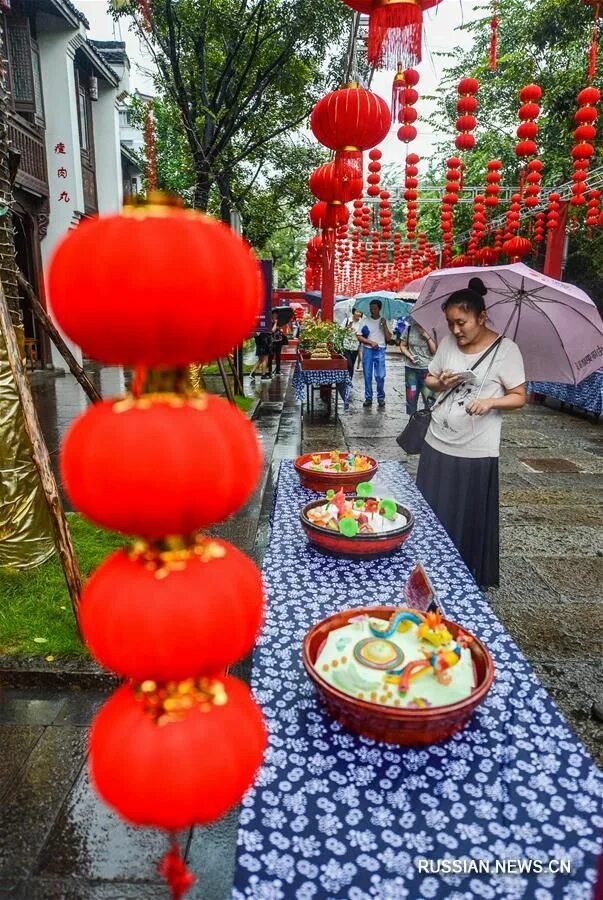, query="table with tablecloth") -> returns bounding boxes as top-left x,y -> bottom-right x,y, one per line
293,363 -> 353,412
529,369 -> 603,416
232,460 -> 603,899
